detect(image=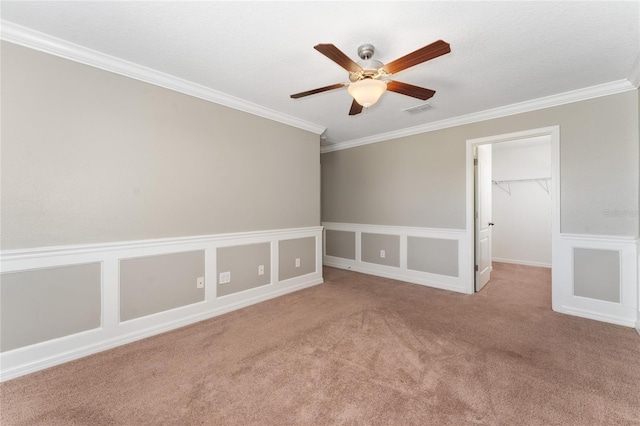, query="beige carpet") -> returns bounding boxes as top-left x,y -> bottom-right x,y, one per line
1,263 -> 639,425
